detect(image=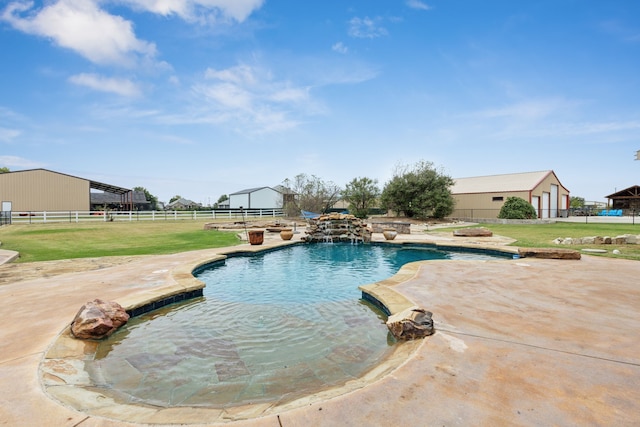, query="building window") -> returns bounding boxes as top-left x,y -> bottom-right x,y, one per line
492,196 -> 504,202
